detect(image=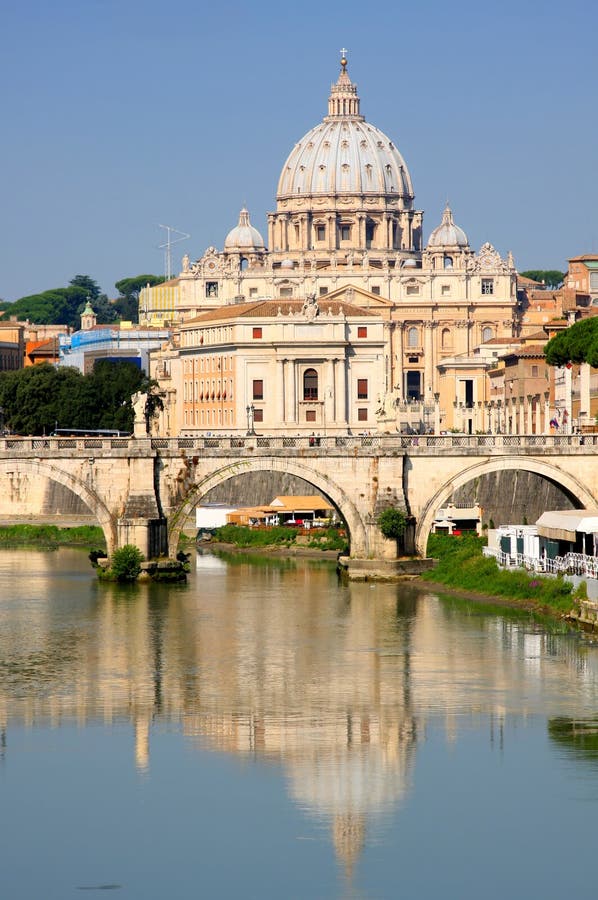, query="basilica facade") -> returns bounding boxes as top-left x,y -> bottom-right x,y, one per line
144,54 -> 518,435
